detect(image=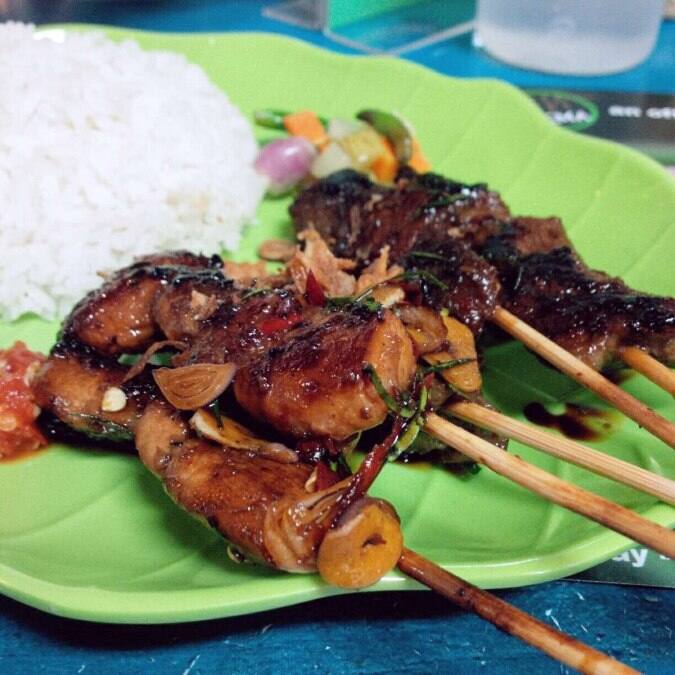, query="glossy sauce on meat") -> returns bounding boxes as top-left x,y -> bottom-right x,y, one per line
135,402 -> 325,570
63,252 -> 222,355
235,308 -> 416,439
490,246 -> 675,369
292,169 -> 675,369
35,252 -> 417,443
